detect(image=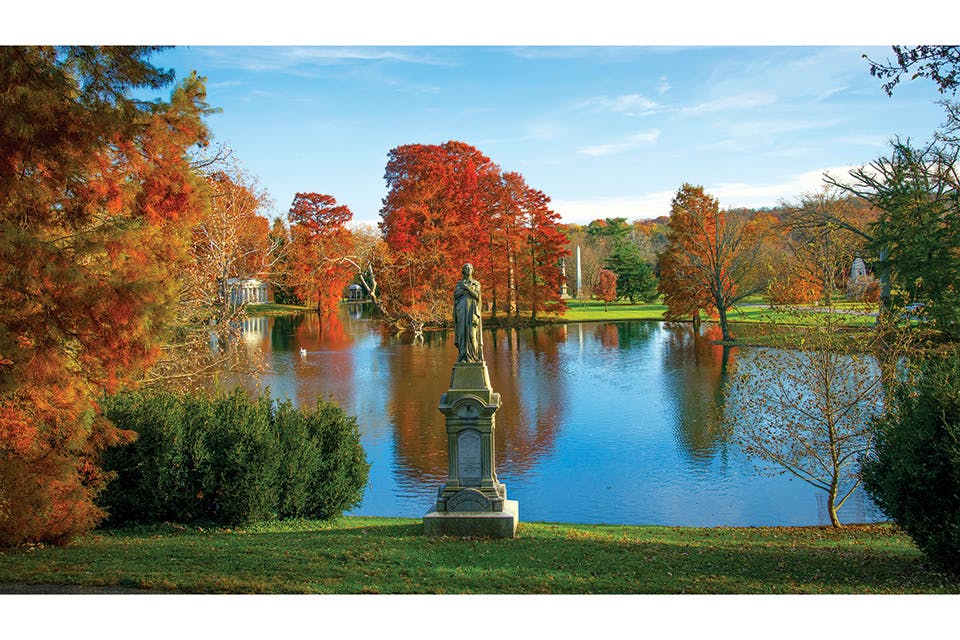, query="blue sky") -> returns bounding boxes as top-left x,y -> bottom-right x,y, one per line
8,3 -> 956,227
147,45 -> 947,226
